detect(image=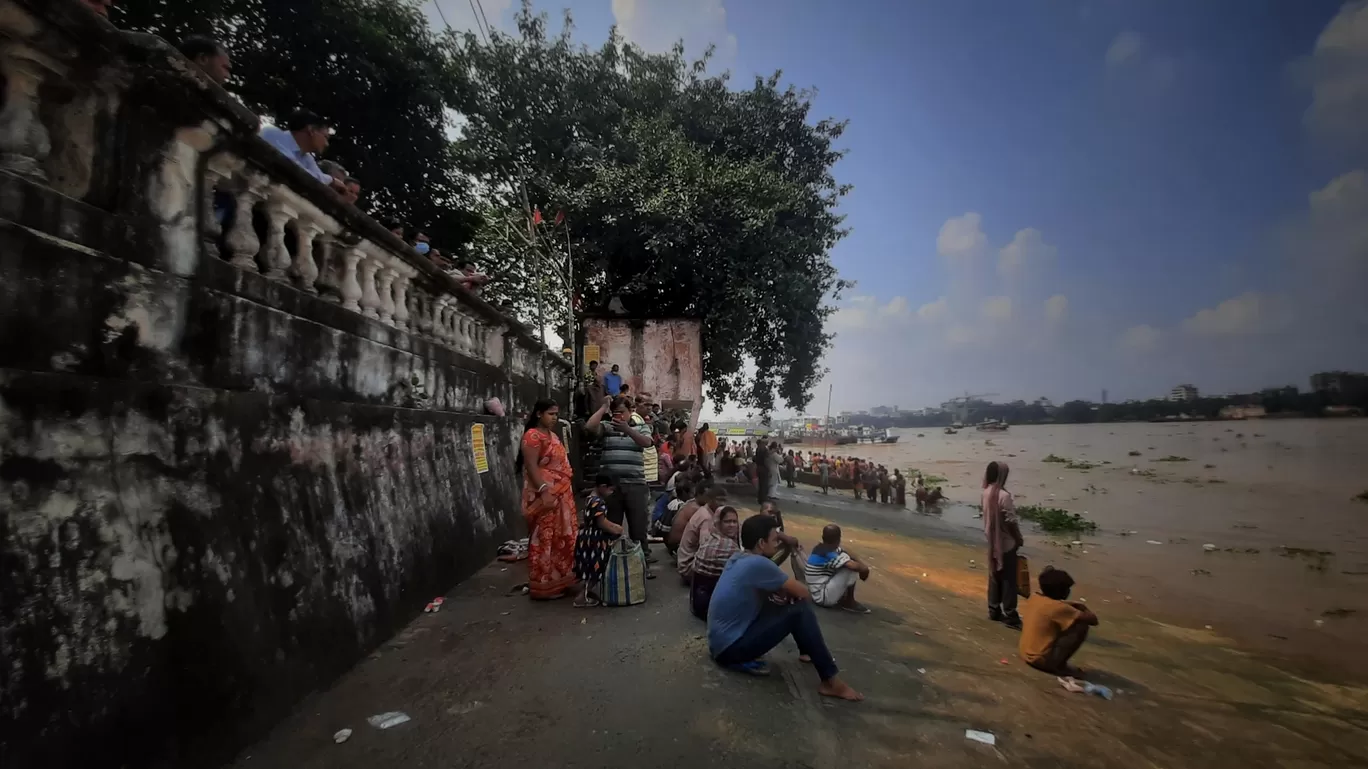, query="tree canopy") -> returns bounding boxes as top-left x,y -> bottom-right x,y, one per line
114,0 -> 852,414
